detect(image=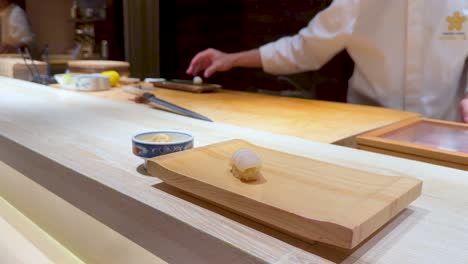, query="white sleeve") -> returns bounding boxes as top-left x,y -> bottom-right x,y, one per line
8,7 -> 34,45
260,0 -> 360,75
